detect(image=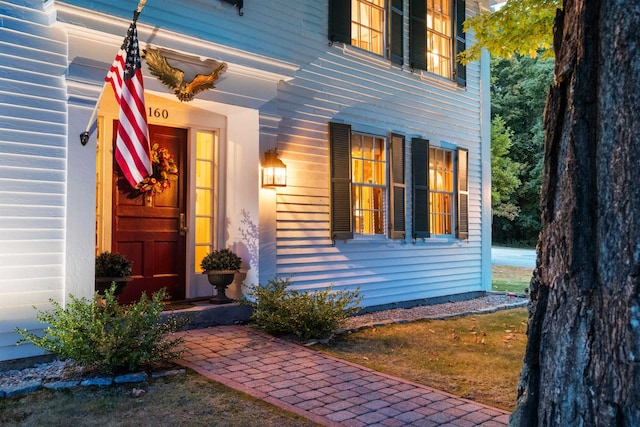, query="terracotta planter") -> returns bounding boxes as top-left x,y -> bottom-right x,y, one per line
205,270 -> 237,304
95,277 -> 133,297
